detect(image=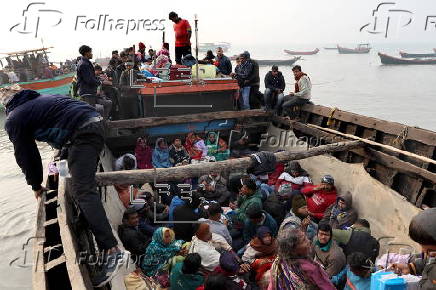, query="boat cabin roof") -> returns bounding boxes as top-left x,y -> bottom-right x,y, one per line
0,47 -> 53,56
